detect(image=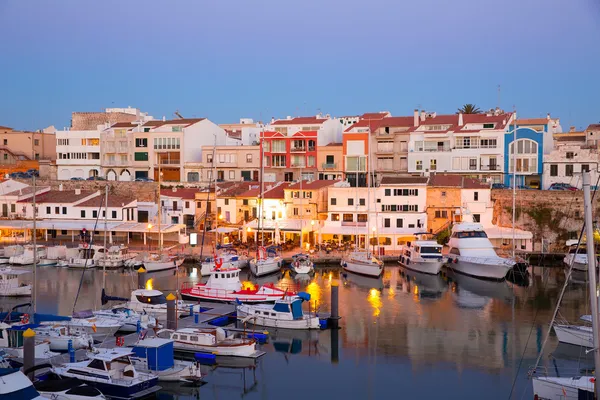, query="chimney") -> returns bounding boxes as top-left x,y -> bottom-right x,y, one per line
270,117 -> 275,124
547,113 -> 551,120
458,112 -> 464,126
162,116 -> 166,121
420,110 -> 426,122
570,126 -> 576,132
59,184 -> 63,191
413,109 -> 419,127
75,188 -> 81,195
